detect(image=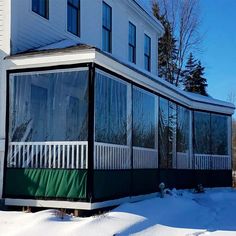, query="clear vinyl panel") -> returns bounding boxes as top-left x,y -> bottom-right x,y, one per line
176,106 -> 190,169
211,114 -> 228,155
169,102 -> 177,168
132,86 -> 158,168
94,72 -> 131,169
193,111 -> 230,170
8,69 -> 89,169
159,98 -> 169,168
194,111 -> 211,155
